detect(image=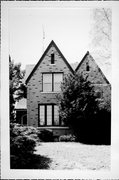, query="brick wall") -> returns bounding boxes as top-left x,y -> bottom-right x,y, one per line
27,45 -> 72,127
76,53 -> 107,84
